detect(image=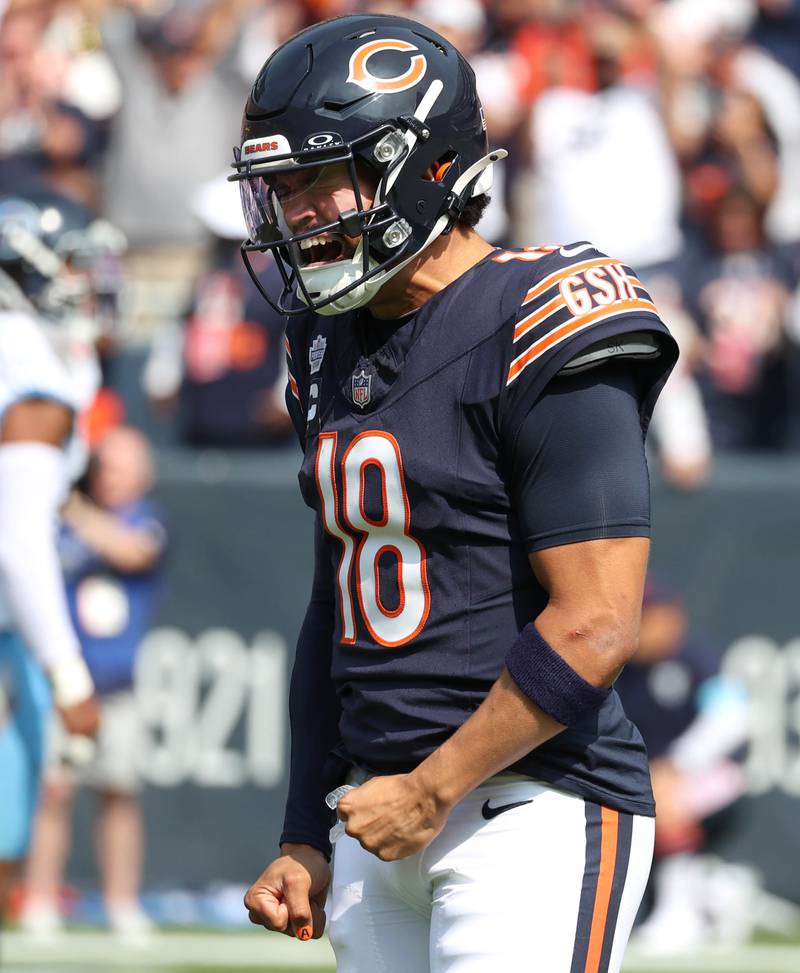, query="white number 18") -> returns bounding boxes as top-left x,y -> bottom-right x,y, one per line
315,430 -> 430,647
